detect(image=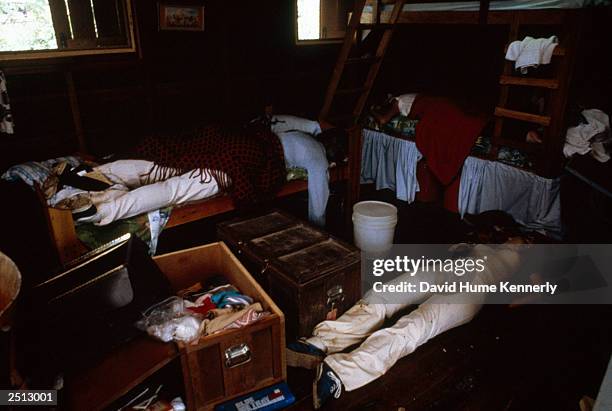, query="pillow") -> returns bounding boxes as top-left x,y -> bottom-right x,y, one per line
271,115 -> 322,136
1,156 -> 81,187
